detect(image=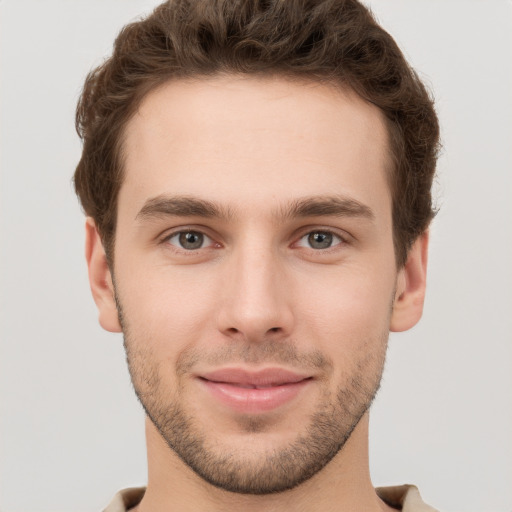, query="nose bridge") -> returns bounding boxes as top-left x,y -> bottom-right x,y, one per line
217,233 -> 293,339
